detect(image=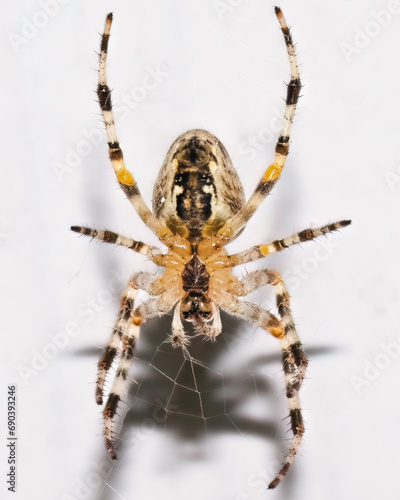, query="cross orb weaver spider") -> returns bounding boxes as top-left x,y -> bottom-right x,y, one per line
71,7 -> 350,489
